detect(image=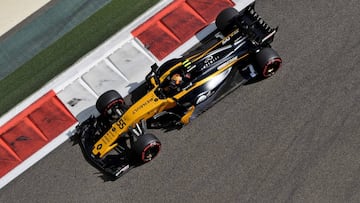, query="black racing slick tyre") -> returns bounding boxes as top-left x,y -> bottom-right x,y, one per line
215,7 -> 239,34
134,133 -> 161,163
255,48 -> 282,78
96,90 -> 124,115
